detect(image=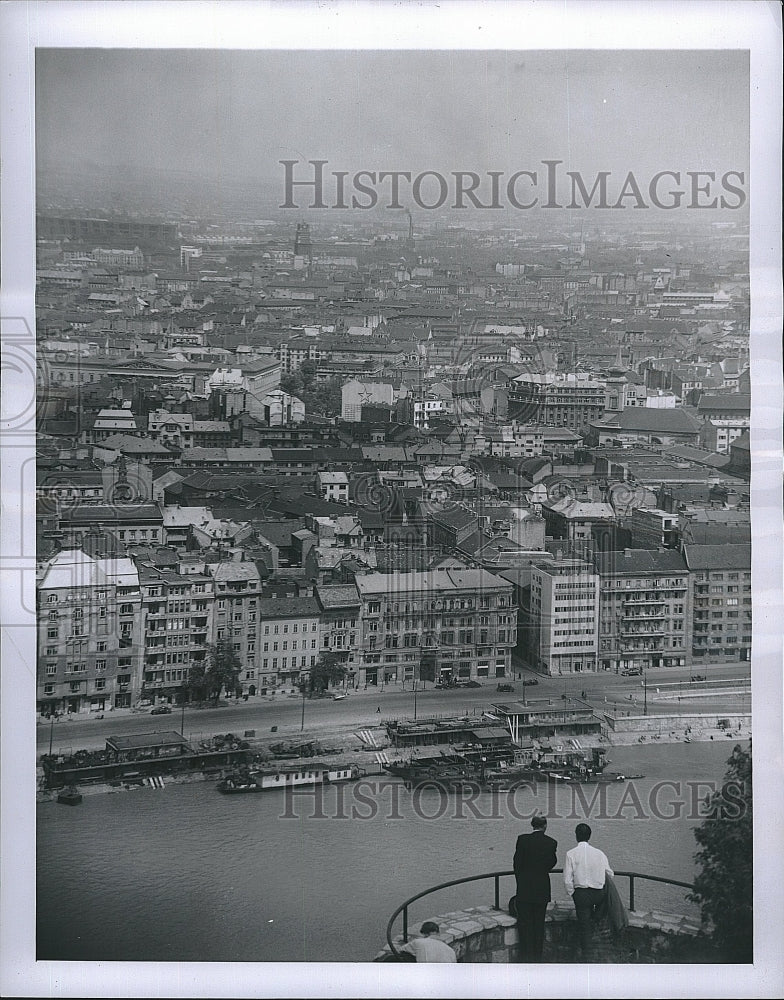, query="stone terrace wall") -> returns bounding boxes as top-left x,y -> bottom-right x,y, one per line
375,902 -> 710,963
604,711 -> 750,735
